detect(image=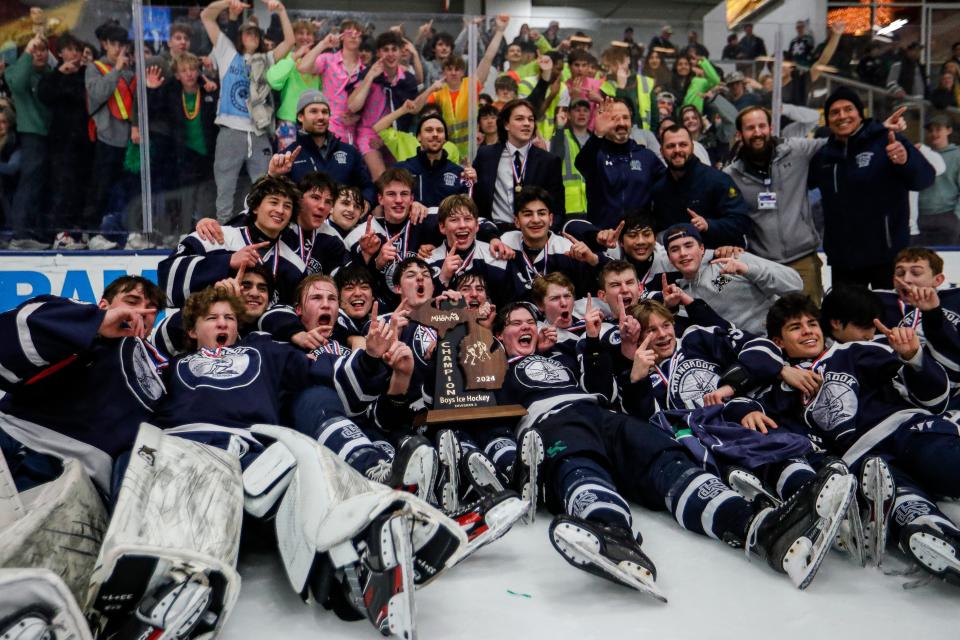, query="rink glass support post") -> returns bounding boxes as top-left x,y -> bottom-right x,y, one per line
132,0 -> 154,235
467,20 -> 478,167
771,30 -> 783,138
